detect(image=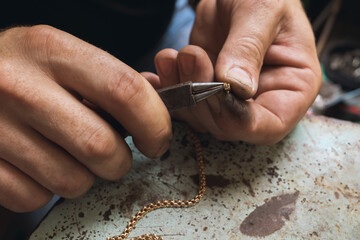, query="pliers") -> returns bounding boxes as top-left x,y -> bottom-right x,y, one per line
157,81 -> 230,112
